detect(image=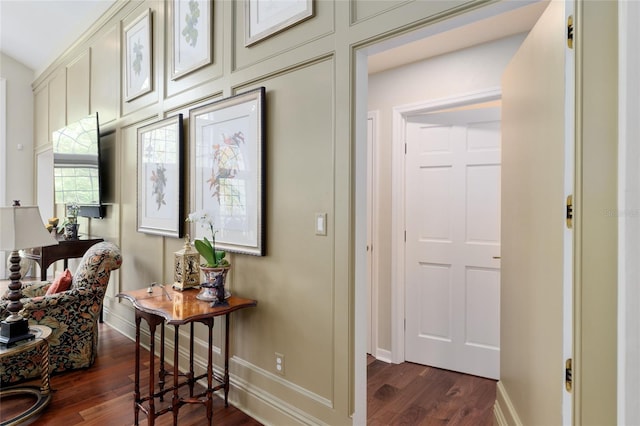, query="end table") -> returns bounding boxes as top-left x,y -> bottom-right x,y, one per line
0,325 -> 52,425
